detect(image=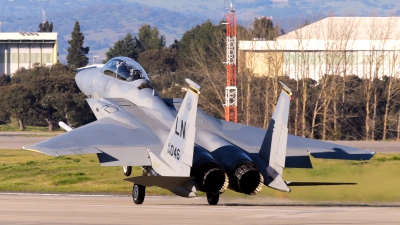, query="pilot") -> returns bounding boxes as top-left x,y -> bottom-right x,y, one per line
115,60 -> 122,70
115,61 -> 123,78
127,69 -> 142,81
